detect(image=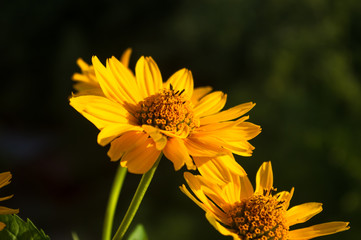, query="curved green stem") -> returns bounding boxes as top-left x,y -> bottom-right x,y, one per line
102,165 -> 127,240
112,154 -> 162,240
